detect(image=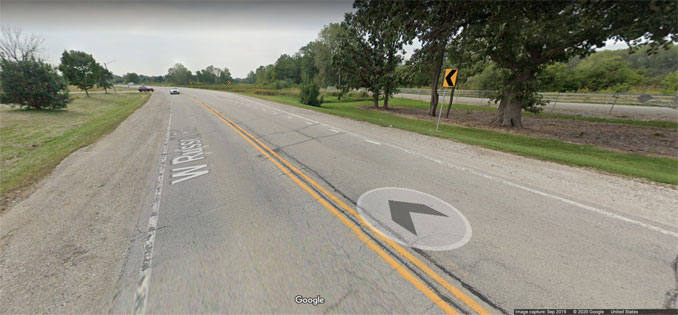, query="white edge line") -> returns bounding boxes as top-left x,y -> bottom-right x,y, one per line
133,96 -> 172,314
380,141 -> 678,239
232,92 -> 678,239
365,139 -> 382,145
